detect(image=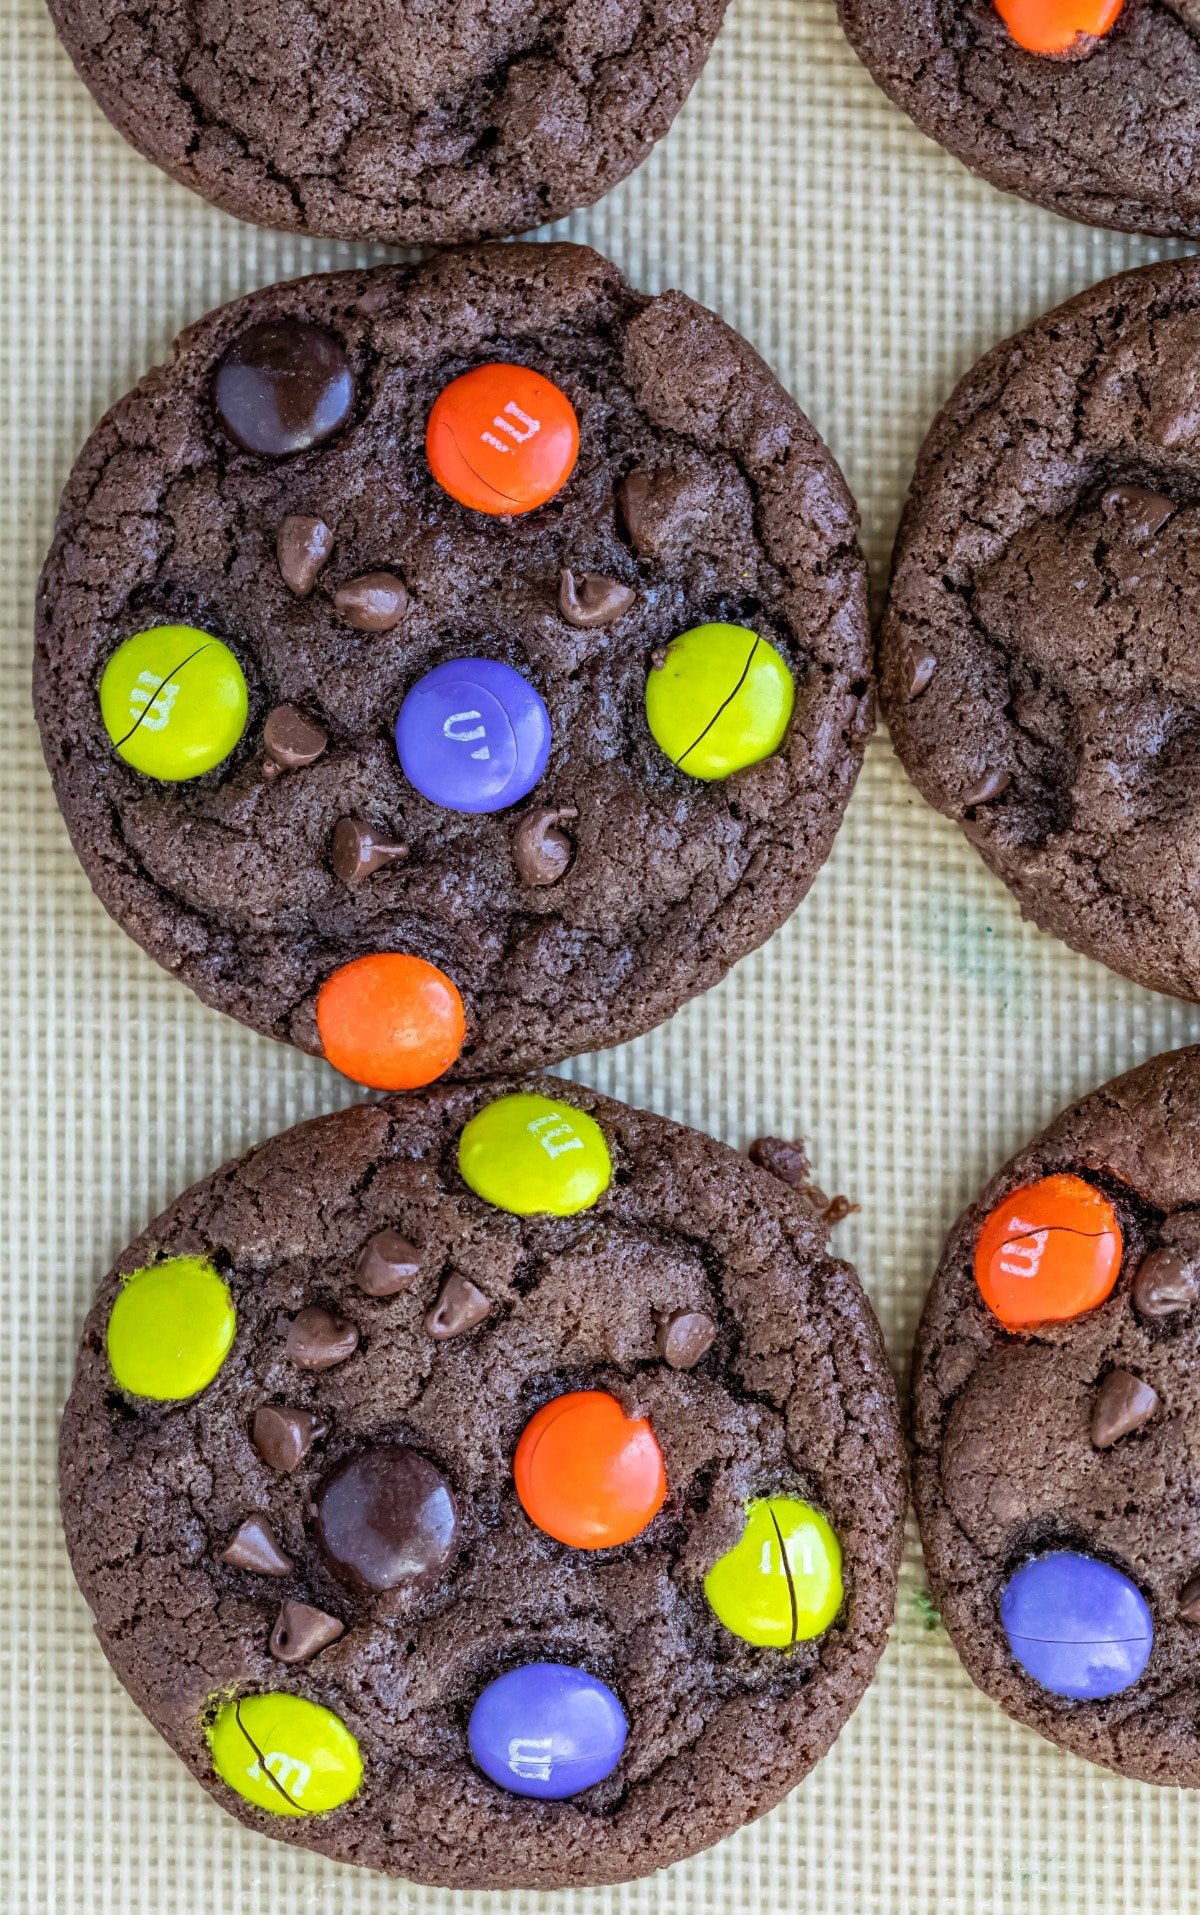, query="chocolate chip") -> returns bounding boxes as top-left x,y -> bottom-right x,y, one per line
220,1515 -> 293,1576
1179,1575 -> 1200,1624
269,1599 -> 345,1664
1100,485 -> 1175,543
512,806 -> 578,886
617,467 -> 697,557
354,1229 -> 420,1298
315,1446 -> 459,1594
213,320 -> 354,459
1132,1246 -> 1198,1318
330,816 -> 408,883
963,768 -> 1011,808
905,642 -> 937,699
285,1305 -> 359,1370
423,1272 -> 490,1339
263,704 -> 327,772
333,571 -> 409,631
252,1404 -> 328,1472
557,569 -> 635,629
656,1308 -> 716,1370
748,1136 -> 809,1188
276,515 -> 334,596
1090,1368 -> 1159,1448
